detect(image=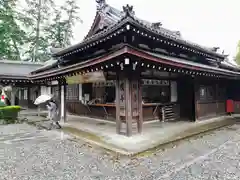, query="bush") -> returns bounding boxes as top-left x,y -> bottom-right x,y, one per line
0,106 -> 21,124
0,101 -> 6,107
